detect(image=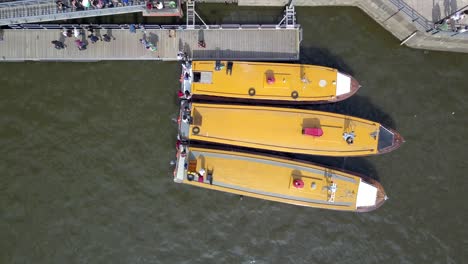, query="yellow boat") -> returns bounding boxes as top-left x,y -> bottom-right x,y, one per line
173,145 -> 387,212
179,61 -> 360,103
178,102 -> 403,157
